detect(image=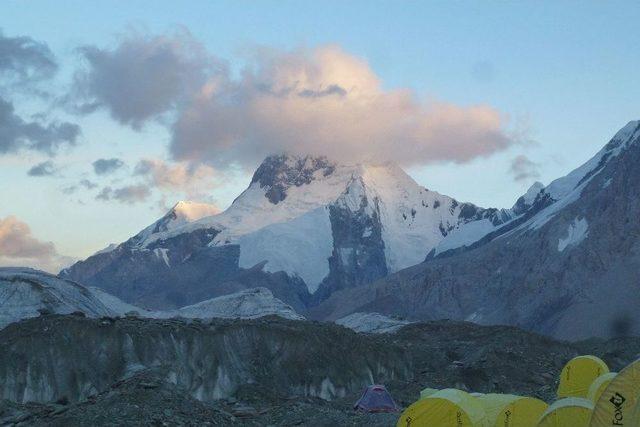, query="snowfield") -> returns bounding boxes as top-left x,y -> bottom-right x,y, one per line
557,217 -> 589,252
